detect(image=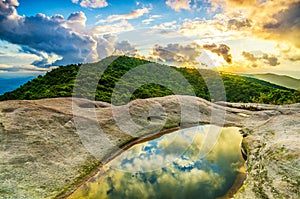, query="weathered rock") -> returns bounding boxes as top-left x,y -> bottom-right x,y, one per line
216,101 -> 300,199
0,96 -> 299,198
